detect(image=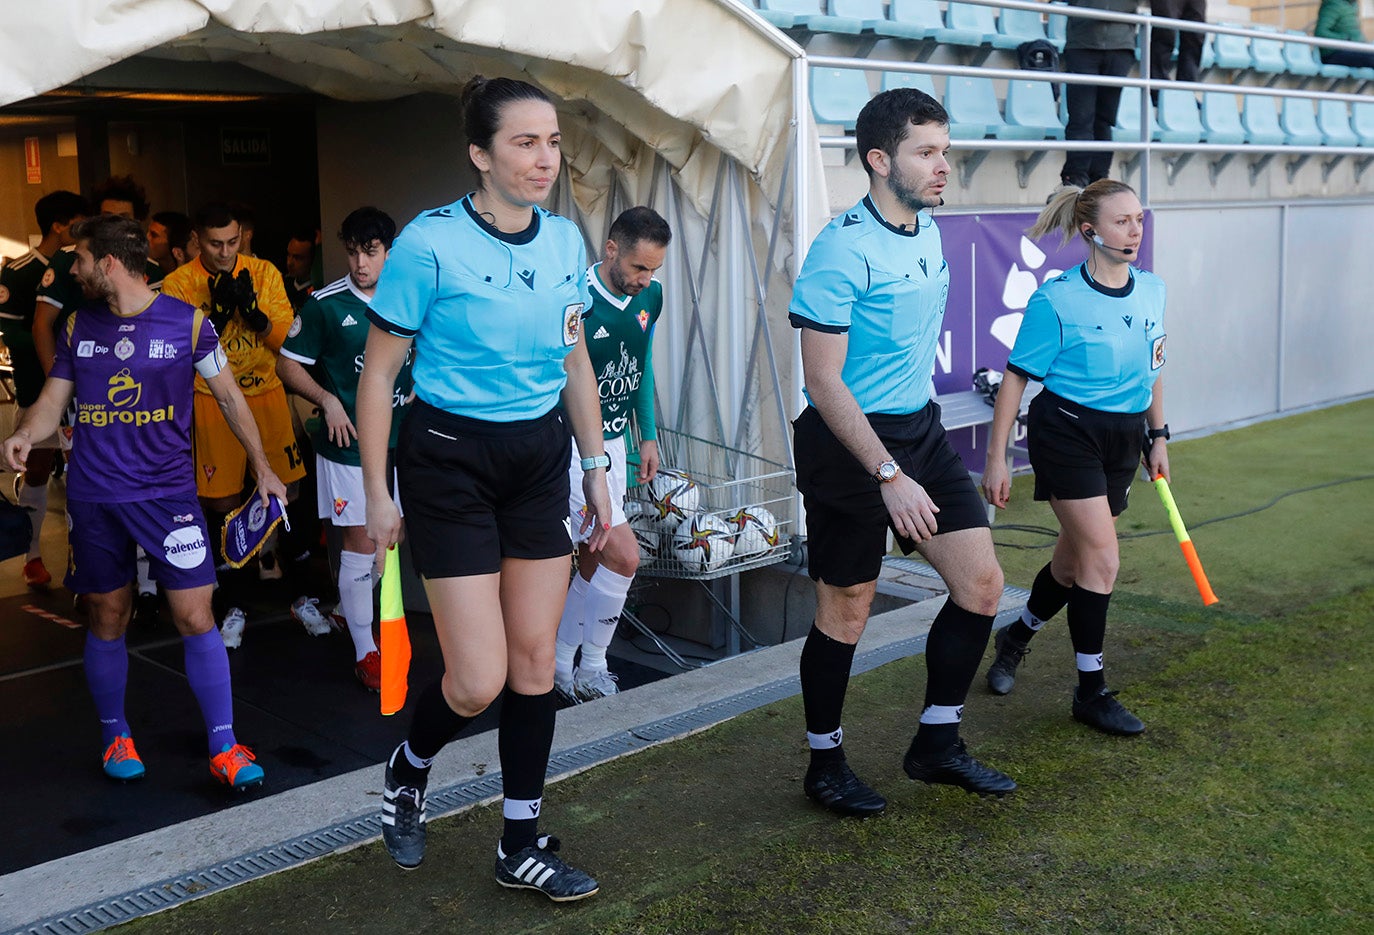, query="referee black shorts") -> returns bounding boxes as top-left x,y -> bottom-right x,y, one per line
1027,390 -> 1147,517
397,399 -> 572,578
793,403 -> 989,588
